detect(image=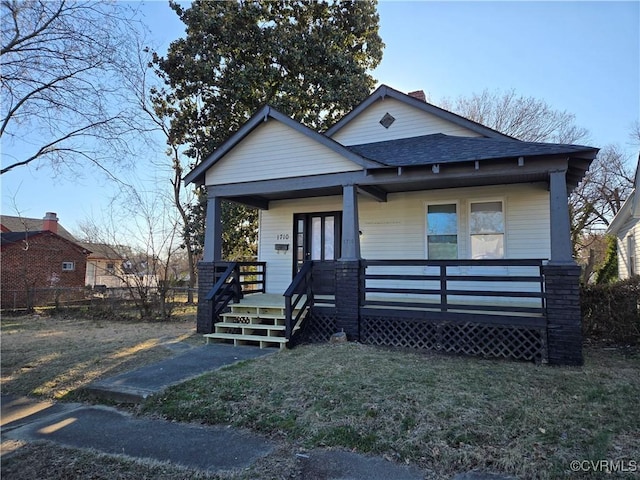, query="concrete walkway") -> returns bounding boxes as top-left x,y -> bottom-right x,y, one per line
1,342 -> 514,479
81,342 -> 274,403
2,396 -> 275,471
